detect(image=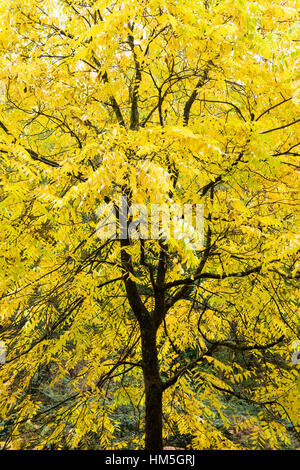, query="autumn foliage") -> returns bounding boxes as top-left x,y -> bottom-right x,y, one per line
0,0 -> 299,450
